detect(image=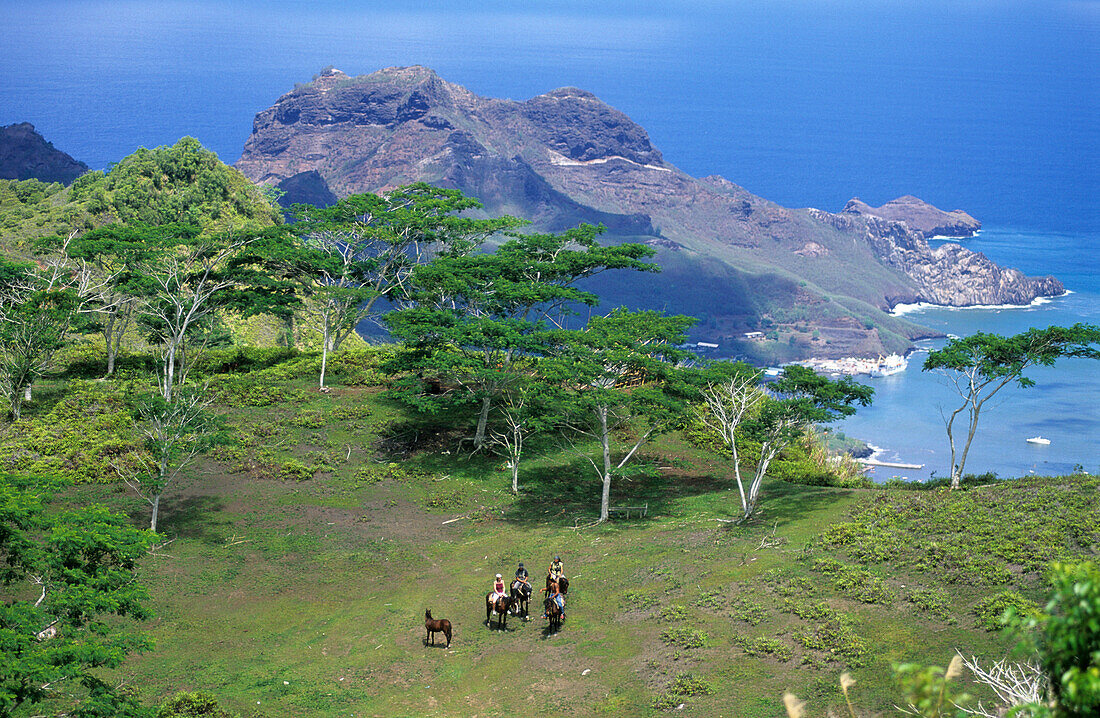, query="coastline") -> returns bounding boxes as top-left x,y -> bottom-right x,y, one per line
890,290 -> 1071,317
